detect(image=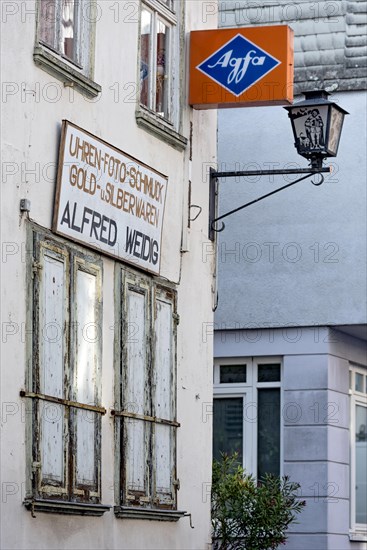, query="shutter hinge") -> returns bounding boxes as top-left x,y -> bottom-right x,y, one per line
173,313 -> 180,325
32,461 -> 41,471
173,479 -> 180,491
32,261 -> 42,278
